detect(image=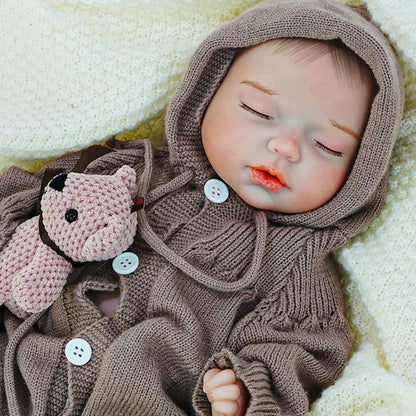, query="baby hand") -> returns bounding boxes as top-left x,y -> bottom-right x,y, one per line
203,368 -> 247,416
